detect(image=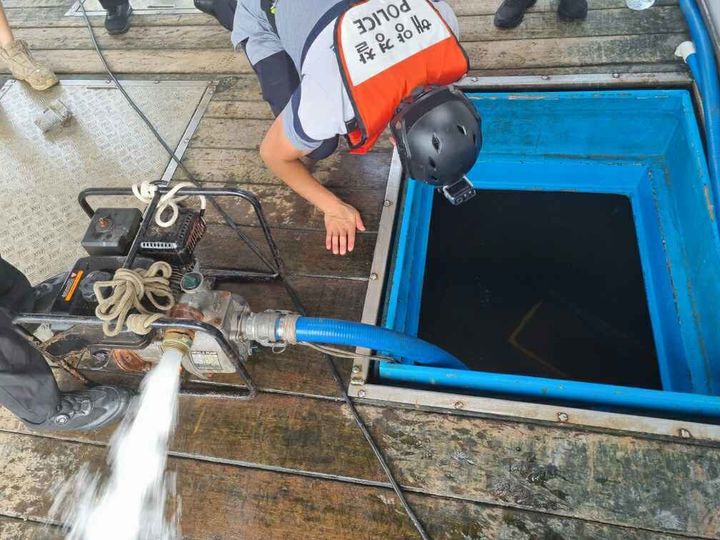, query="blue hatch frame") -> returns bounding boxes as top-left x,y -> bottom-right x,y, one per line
380,90 -> 720,418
